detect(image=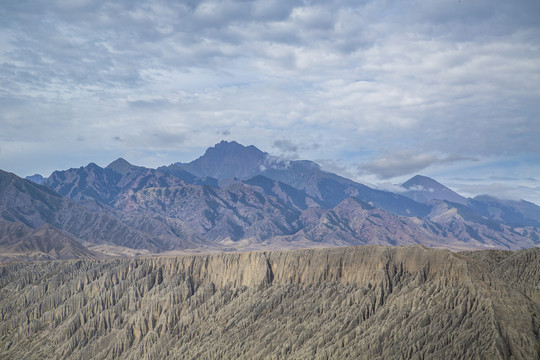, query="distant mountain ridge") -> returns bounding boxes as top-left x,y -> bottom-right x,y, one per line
173,141 -> 431,217
25,174 -> 45,184
401,174 -> 468,205
468,195 -> 540,227
0,169 -> 165,252
0,221 -> 100,262
1,141 -> 539,260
